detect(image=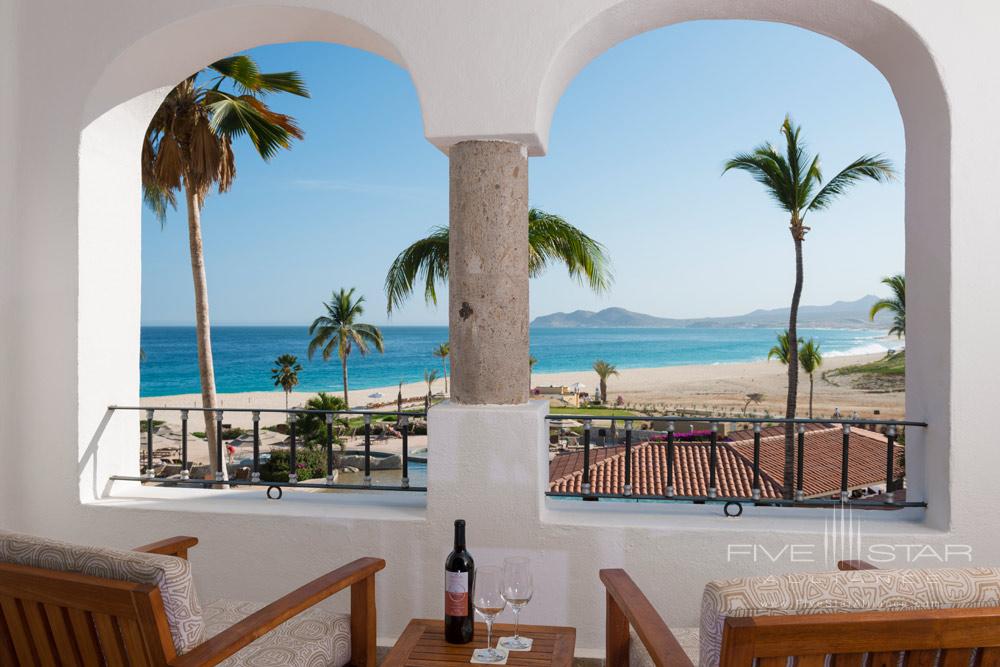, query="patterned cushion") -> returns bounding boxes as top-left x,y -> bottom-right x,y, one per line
629,627 -> 700,667
203,598 -> 352,667
0,530 -> 205,654
699,567 -> 1000,667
